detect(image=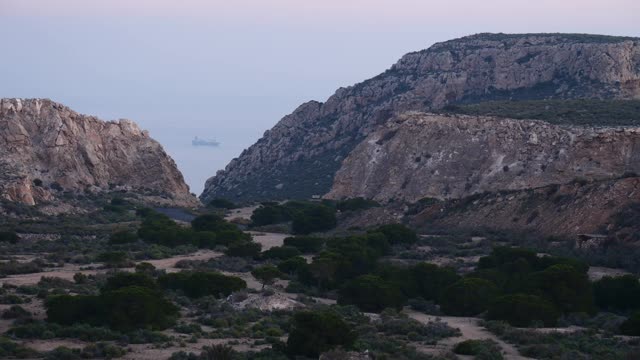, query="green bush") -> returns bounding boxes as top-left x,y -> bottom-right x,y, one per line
158,271 -> 246,298
286,310 -> 356,358
594,275 -> 640,311
262,245 -> 302,260
336,197 -> 380,212
102,272 -> 158,292
487,294 -> 560,327
108,230 -> 138,245
620,312 -> 640,336
251,265 -> 284,289
372,224 -> 418,245
224,241 -> 262,258
338,275 -> 406,312
454,339 -> 503,359
534,264 -> 594,314
291,205 -> 337,235
283,236 -> 325,253
277,256 -> 307,275
0,231 -> 19,244
208,198 -> 237,209
440,278 -> 500,316
101,286 -> 178,331
1,305 -> 32,320
0,336 -> 39,358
